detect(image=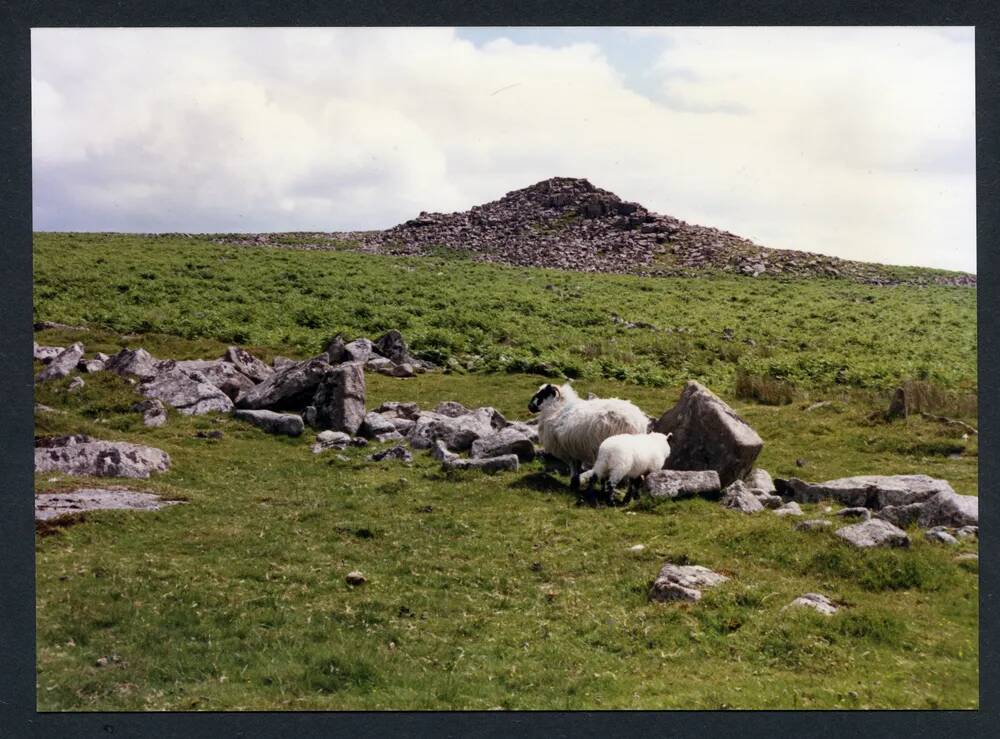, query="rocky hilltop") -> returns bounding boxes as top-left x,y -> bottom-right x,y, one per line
217,177 -> 975,287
